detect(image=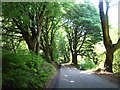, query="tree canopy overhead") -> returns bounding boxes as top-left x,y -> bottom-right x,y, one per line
63,2 -> 102,65
2,1 -> 119,73
2,2 -> 47,53
2,1 -> 120,89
